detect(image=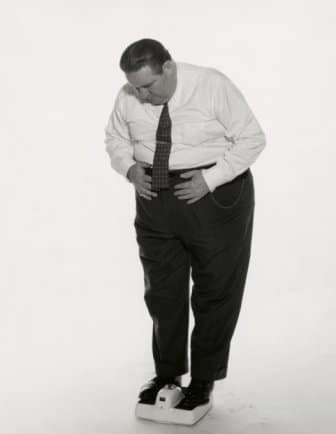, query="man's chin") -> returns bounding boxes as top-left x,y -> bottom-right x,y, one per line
142,96 -> 164,105
147,100 -> 161,106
